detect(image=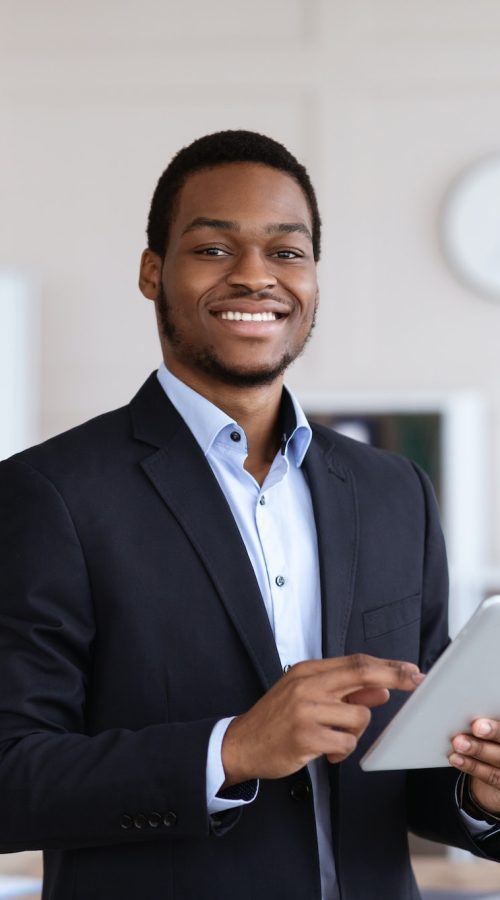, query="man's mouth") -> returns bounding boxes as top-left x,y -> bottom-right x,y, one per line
217,311 -> 280,322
